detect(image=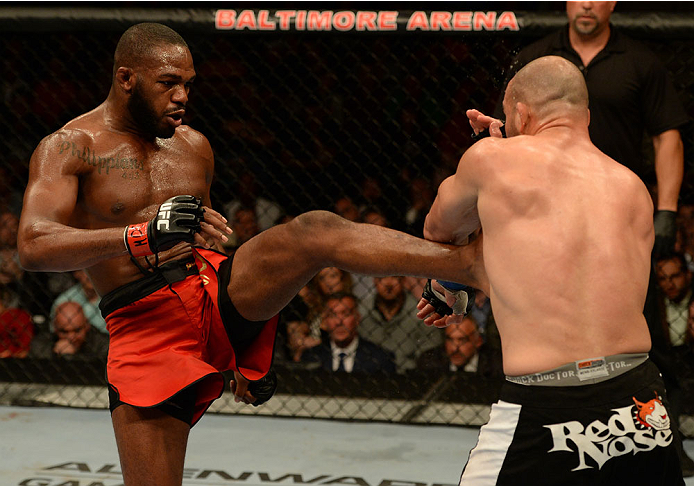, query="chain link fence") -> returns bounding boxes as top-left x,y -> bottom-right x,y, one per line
2,7 -> 694,434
